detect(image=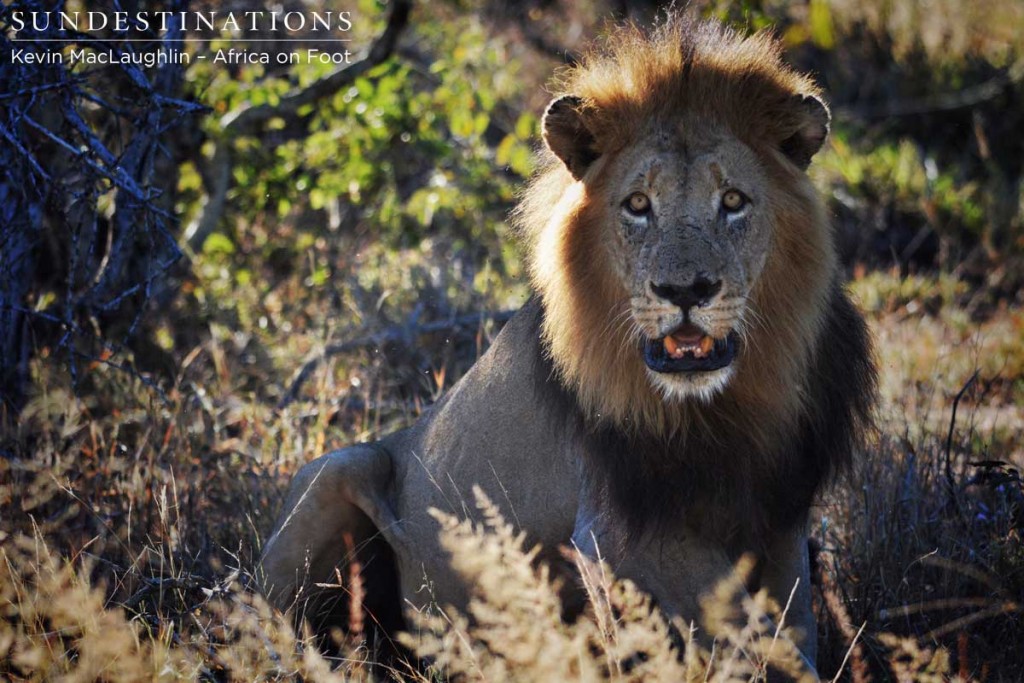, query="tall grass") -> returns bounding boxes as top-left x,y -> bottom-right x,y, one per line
2,265 -> 1021,681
